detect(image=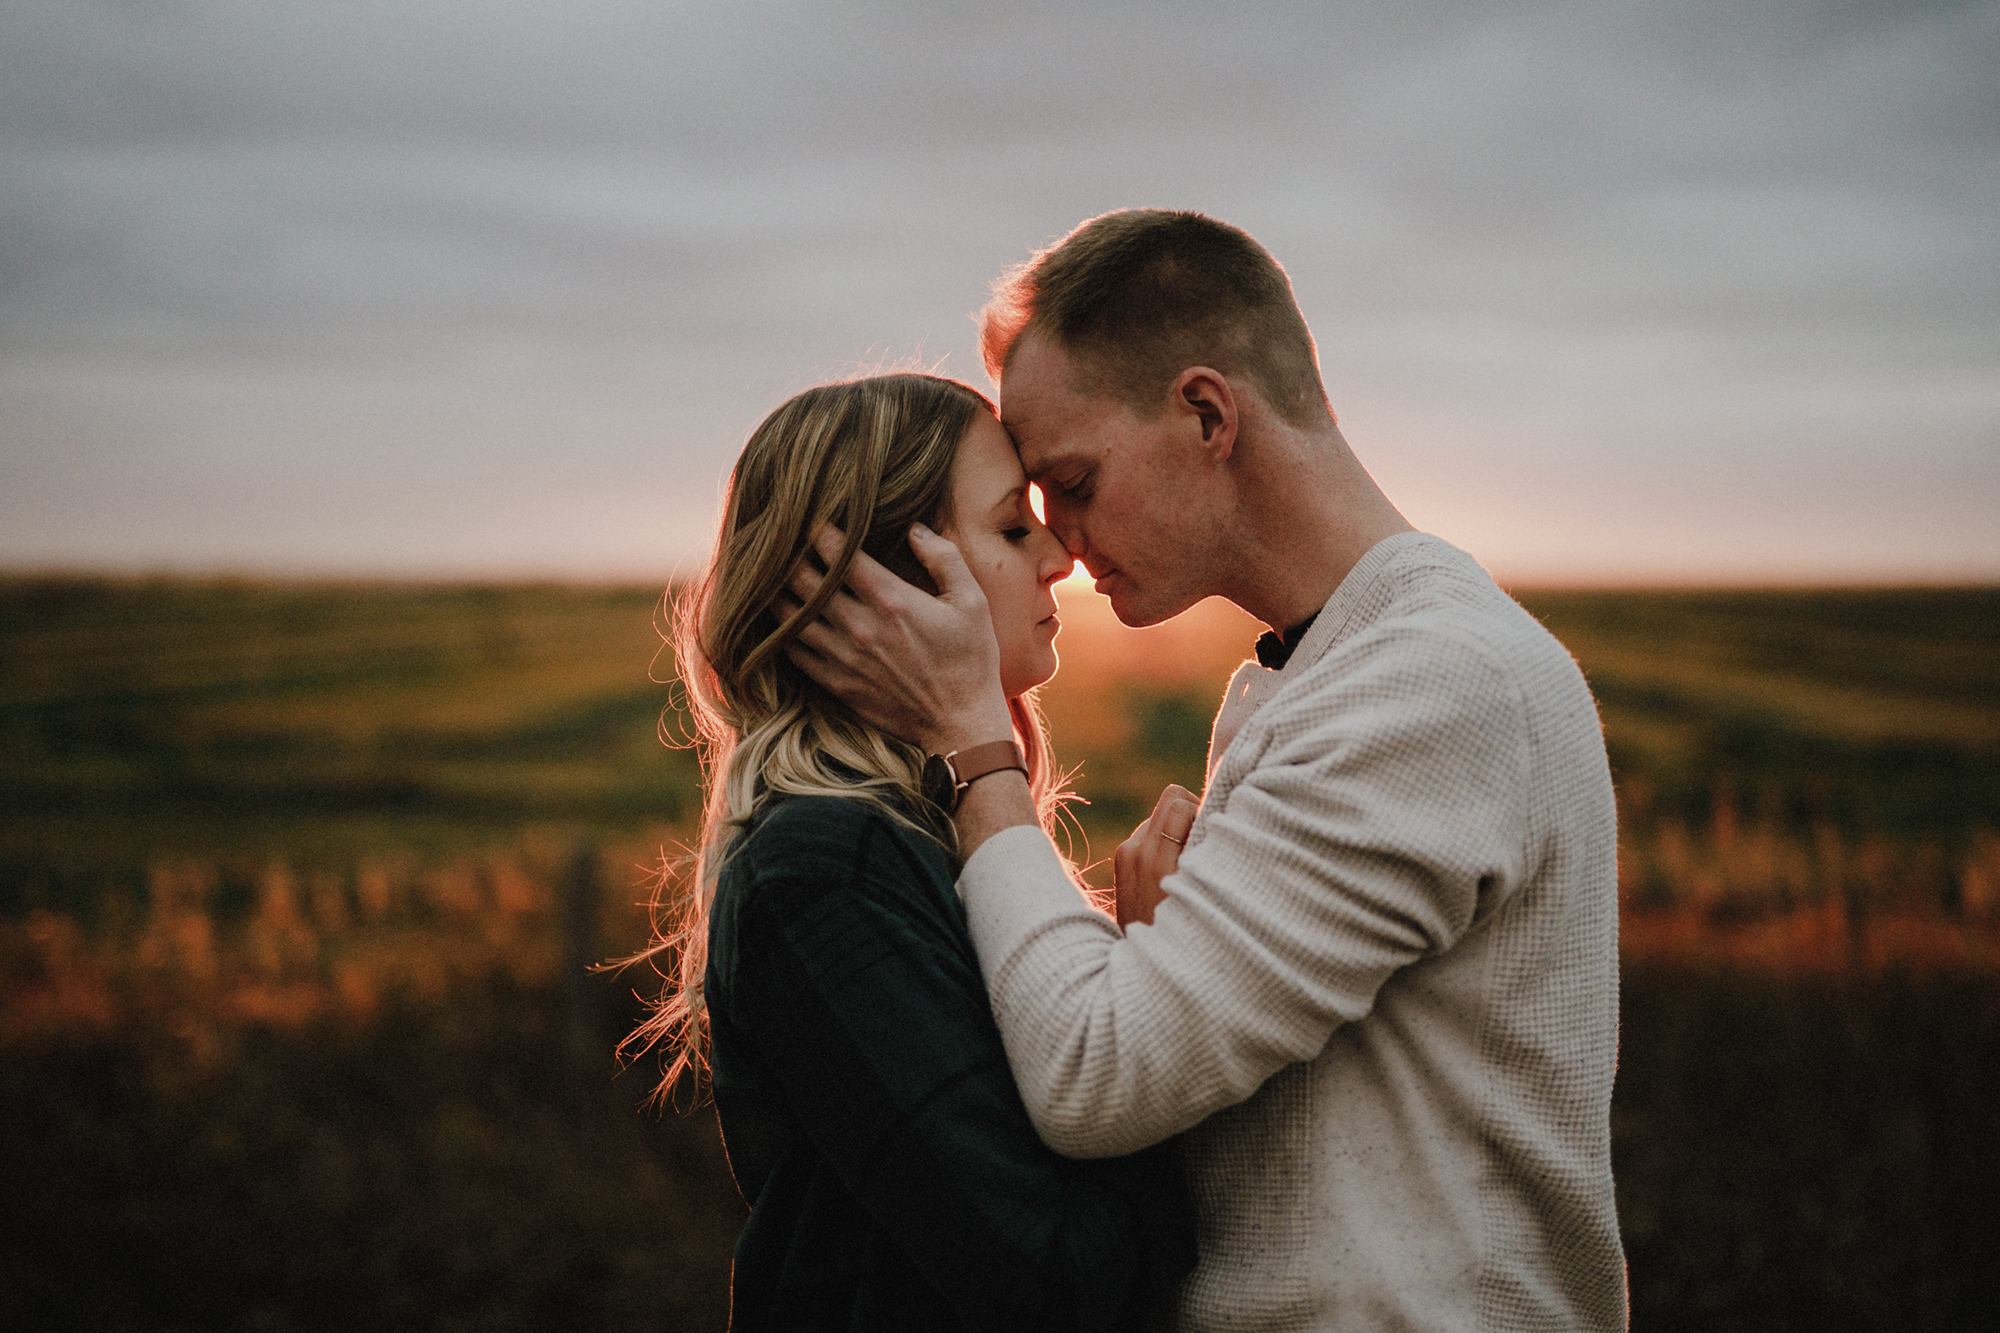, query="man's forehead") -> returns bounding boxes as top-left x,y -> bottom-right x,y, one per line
997,332 -> 1075,418
1006,424 -> 1081,481
1000,335 -> 1104,477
